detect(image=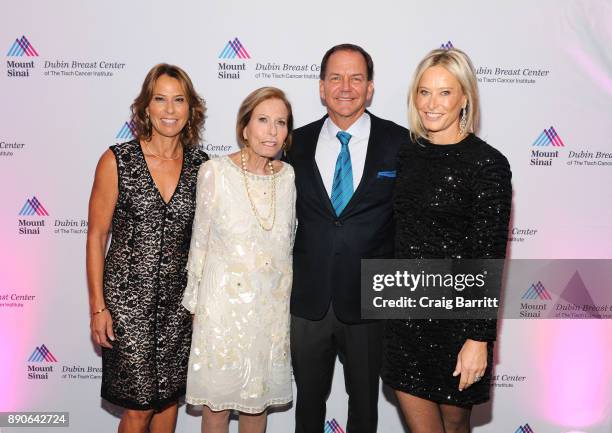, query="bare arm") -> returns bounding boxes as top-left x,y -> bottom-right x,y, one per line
86,149 -> 118,348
